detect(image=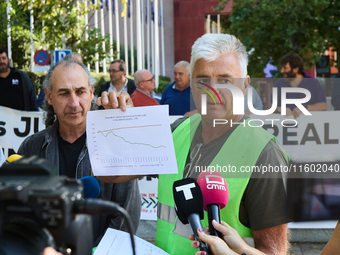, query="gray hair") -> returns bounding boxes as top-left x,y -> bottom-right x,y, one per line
63,52 -> 83,63
174,61 -> 190,75
190,34 -> 248,77
42,58 -> 95,127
